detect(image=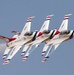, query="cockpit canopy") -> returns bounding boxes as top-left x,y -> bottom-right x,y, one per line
43,30 -> 50,34
24,32 -> 33,36
60,30 -> 70,35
